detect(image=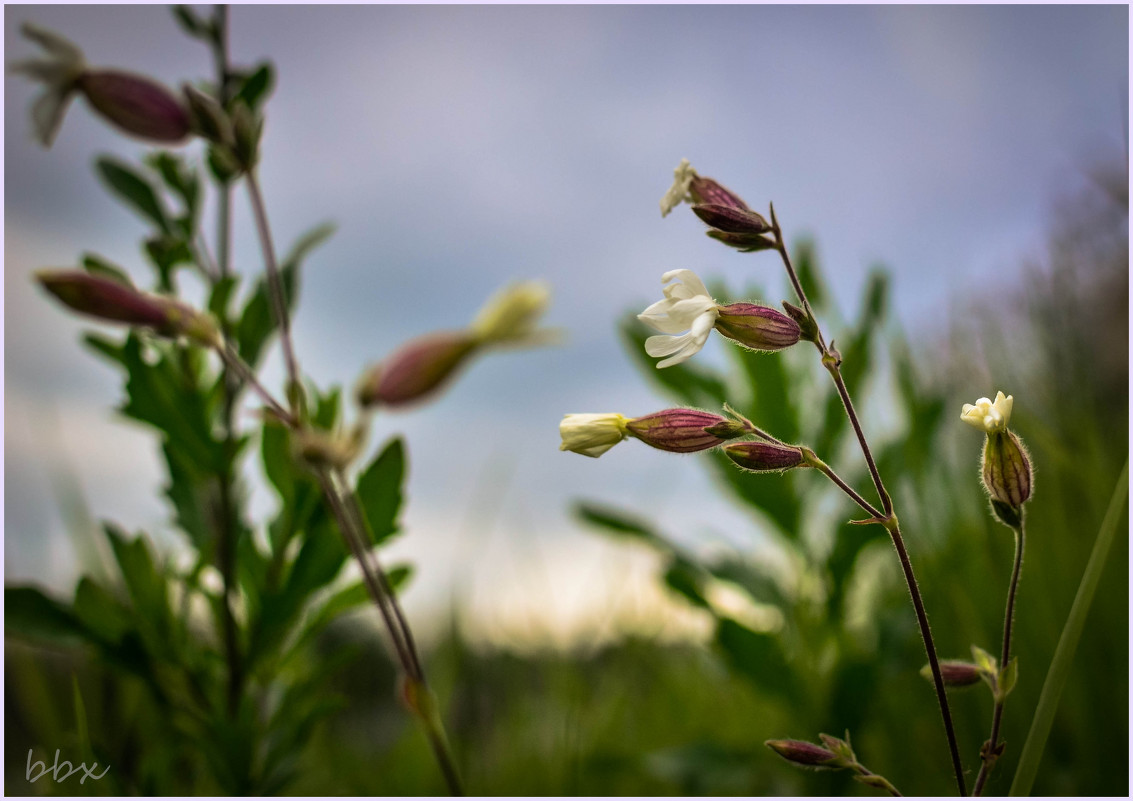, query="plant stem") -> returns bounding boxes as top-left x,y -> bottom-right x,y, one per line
972,517 -> 1026,795
209,1 -> 241,718
245,170 -> 301,400
216,341 -> 295,425
808,455 -> 884,520
769,213 -> 966,796
854,763 -> 904,797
